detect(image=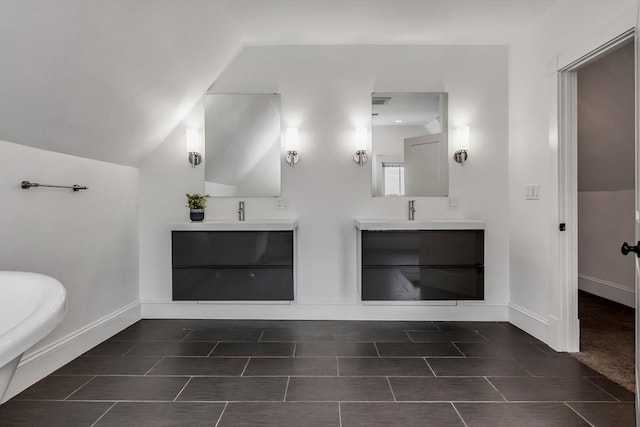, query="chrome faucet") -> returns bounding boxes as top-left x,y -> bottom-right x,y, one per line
238,201 -> 245,222
408,200 -> 416,221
